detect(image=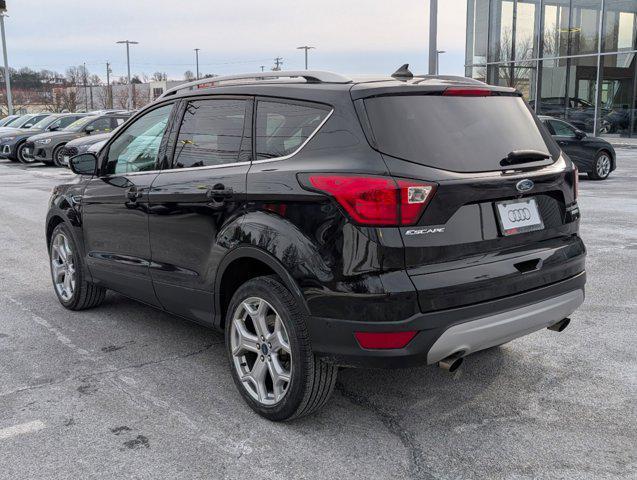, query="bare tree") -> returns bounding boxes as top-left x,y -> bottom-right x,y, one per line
184,70 -> 195,81
152,71 -> 168,81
